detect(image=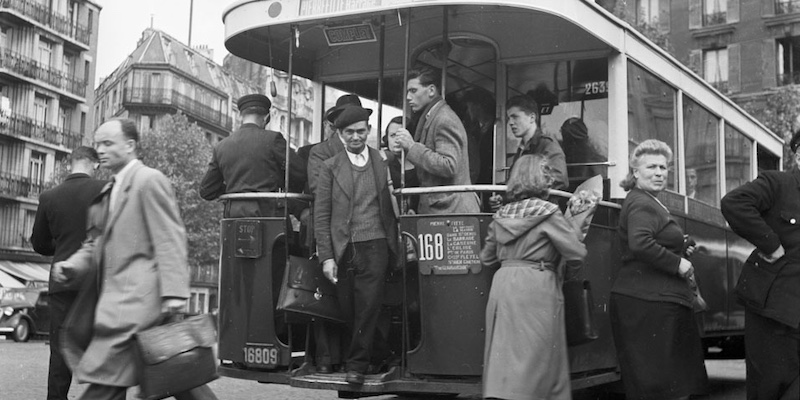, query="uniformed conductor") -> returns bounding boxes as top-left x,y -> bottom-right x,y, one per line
200,94 -> 306,217
720,130 -> 800,400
